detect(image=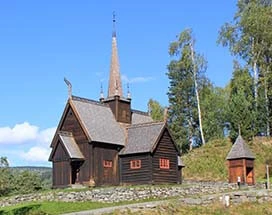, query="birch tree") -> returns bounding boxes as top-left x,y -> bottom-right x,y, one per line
167,29 -> 206,151
218,0 -> 272,136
